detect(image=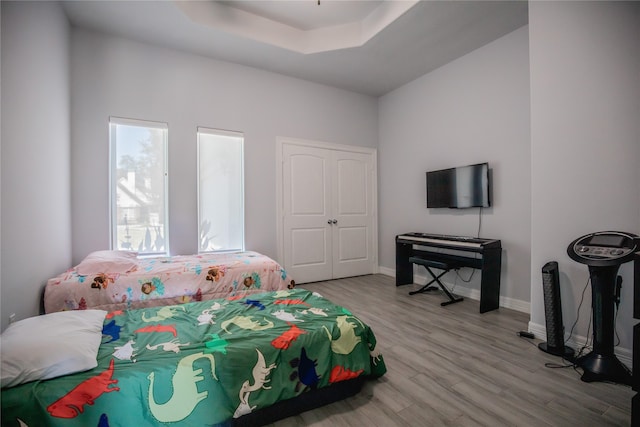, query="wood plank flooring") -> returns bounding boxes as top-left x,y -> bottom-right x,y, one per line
266,274 -> 634,427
